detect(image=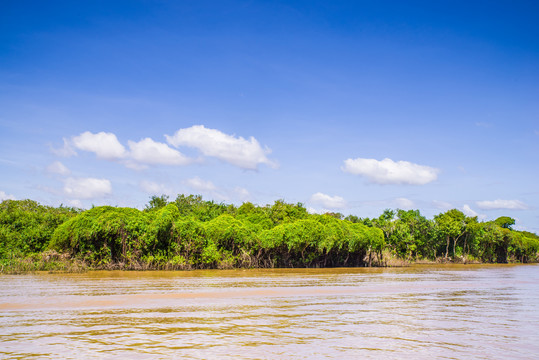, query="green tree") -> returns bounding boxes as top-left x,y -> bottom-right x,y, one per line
372,209 -> 396,245
0,199 -> 78,256
434,209 -> 466,259
145,195 -> 170,211
267,200 -> 308,225
495,216 -> 515,229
